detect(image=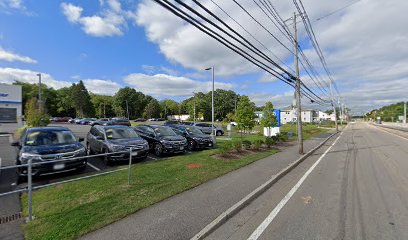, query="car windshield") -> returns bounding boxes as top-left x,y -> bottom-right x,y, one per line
185,127 -> 203,135
105,128 -> 138,139
154,126 -> 177,136
25,130 -> 77,146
